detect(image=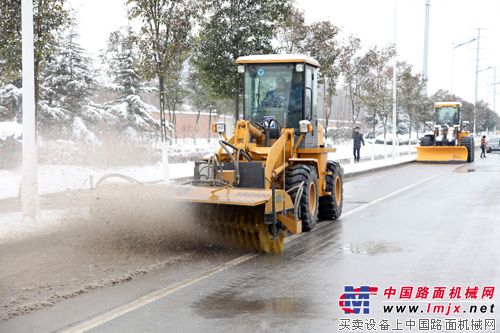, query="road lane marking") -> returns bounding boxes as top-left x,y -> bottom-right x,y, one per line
62,169 -> 446,332
285,171 -> 447,244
